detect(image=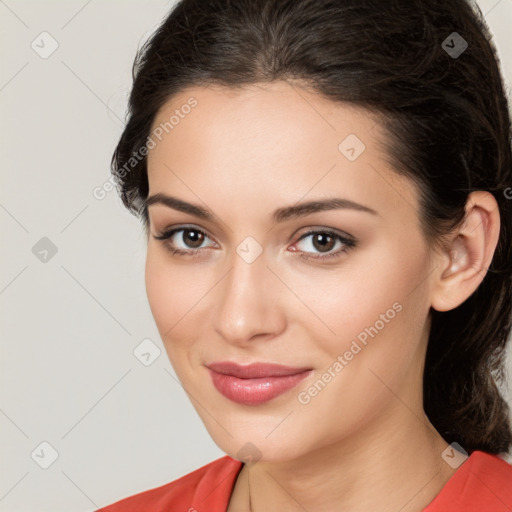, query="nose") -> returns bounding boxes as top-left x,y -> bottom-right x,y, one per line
213,248 -> 286,346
